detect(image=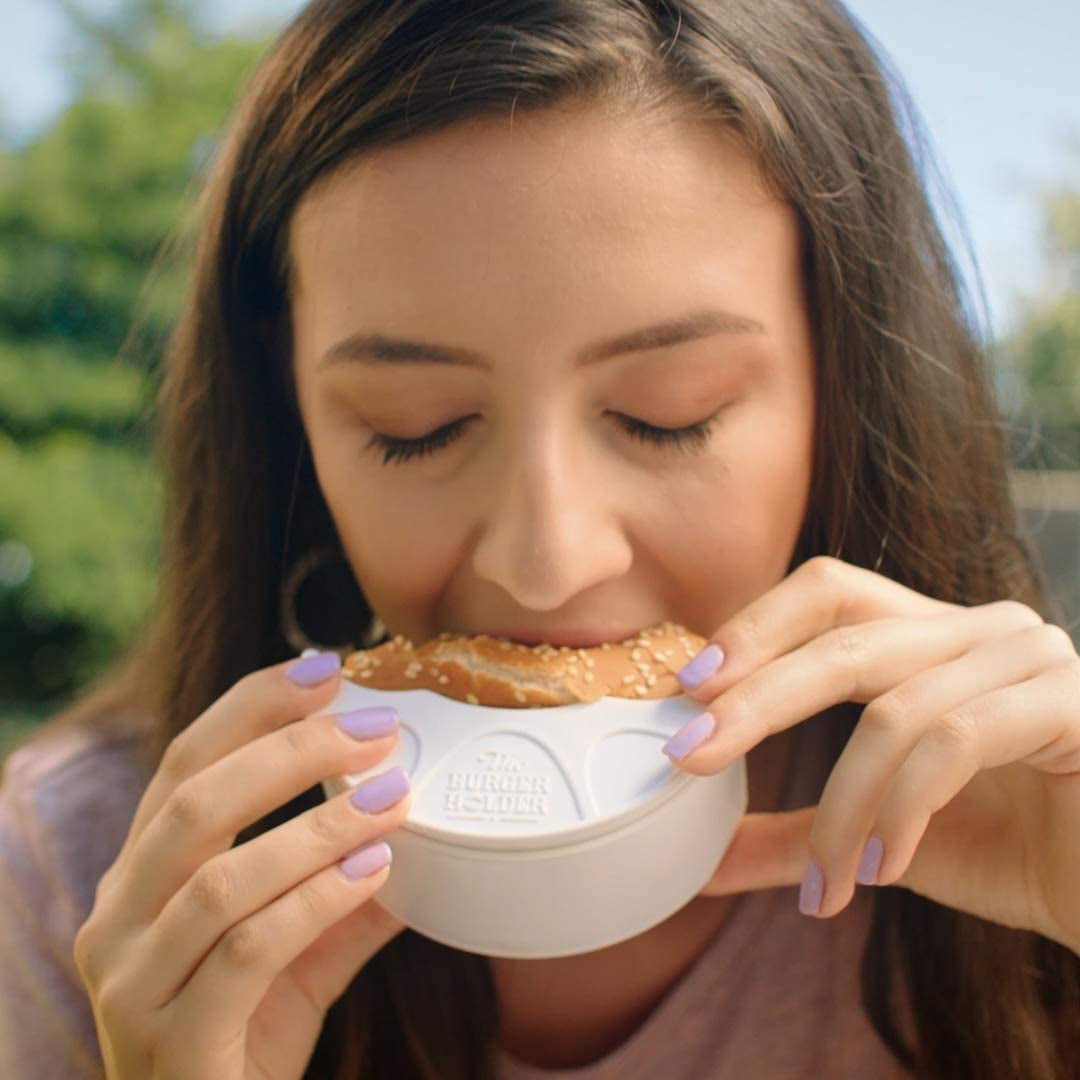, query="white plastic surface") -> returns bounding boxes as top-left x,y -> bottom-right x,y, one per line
321,680 -> 747,957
